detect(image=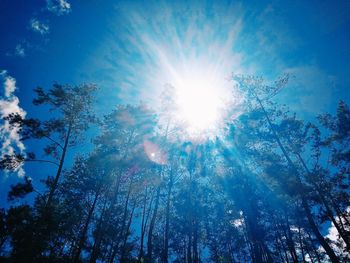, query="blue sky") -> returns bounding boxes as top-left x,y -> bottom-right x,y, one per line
0,0 -> 350,199
1,0 -> 349,115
